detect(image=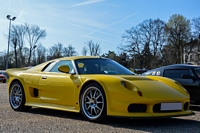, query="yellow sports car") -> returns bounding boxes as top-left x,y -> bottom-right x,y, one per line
6,56 -> 194,122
